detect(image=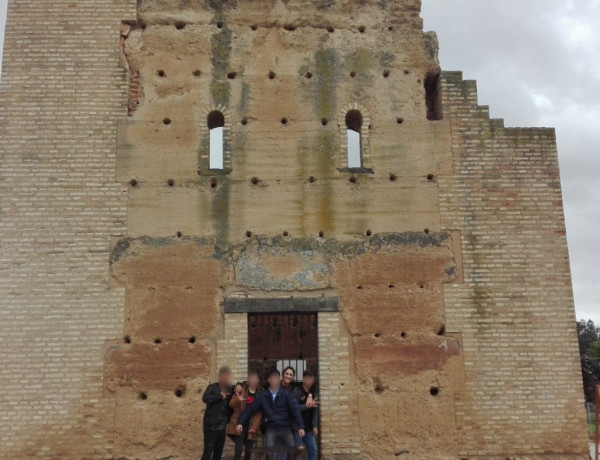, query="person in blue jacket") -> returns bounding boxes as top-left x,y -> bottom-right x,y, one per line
236,368 -> 304,460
